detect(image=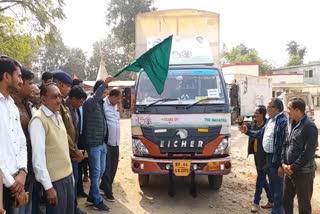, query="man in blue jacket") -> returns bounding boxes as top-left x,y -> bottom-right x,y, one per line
240,98 -> 288,214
